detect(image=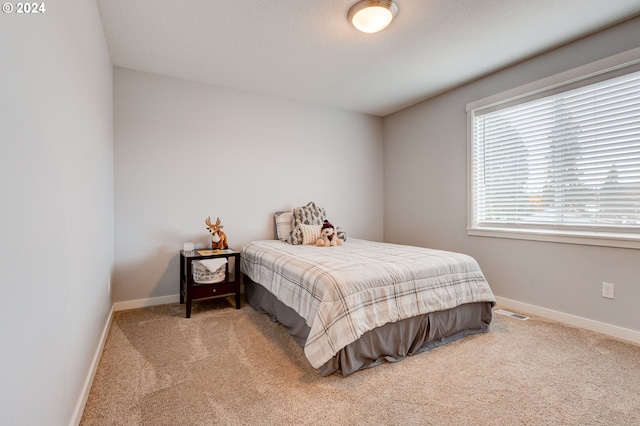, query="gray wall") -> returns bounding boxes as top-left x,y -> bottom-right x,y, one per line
113,68 -> 384,303
383,17 -> 640,332
0,1 -> 114,425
